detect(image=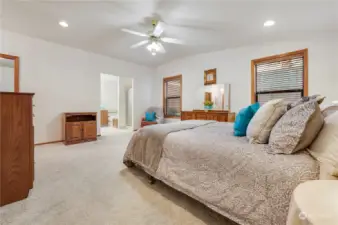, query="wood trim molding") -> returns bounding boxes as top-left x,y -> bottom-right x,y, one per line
0,53 -> 20,92
163,74 -> 182,82
303,49 -> 309,96
35,140 -> 63,146
35,134 -> 101,146
163,74 -> 182,118
251,49 -> 308,65
251,60 -> 256,104
251,49 -> 309,103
